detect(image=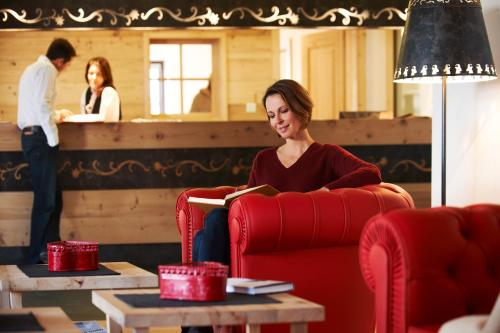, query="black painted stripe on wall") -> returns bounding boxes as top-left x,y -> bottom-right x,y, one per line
0,243 -> 181,269
0,145 -> 430,192
0,0 -> 408,29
